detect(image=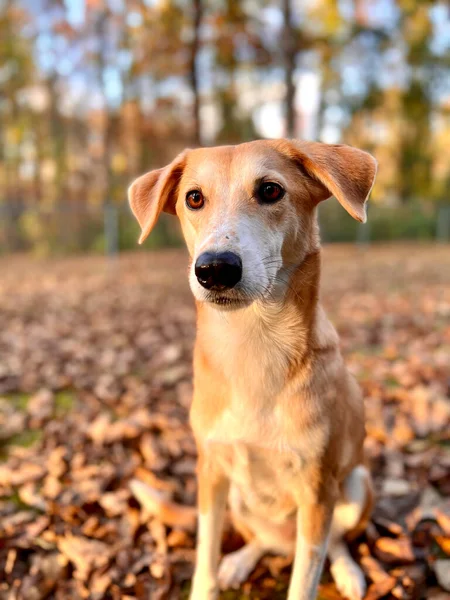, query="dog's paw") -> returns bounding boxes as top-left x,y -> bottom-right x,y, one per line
330,556 -> 366,600
218,547 -> 258,590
